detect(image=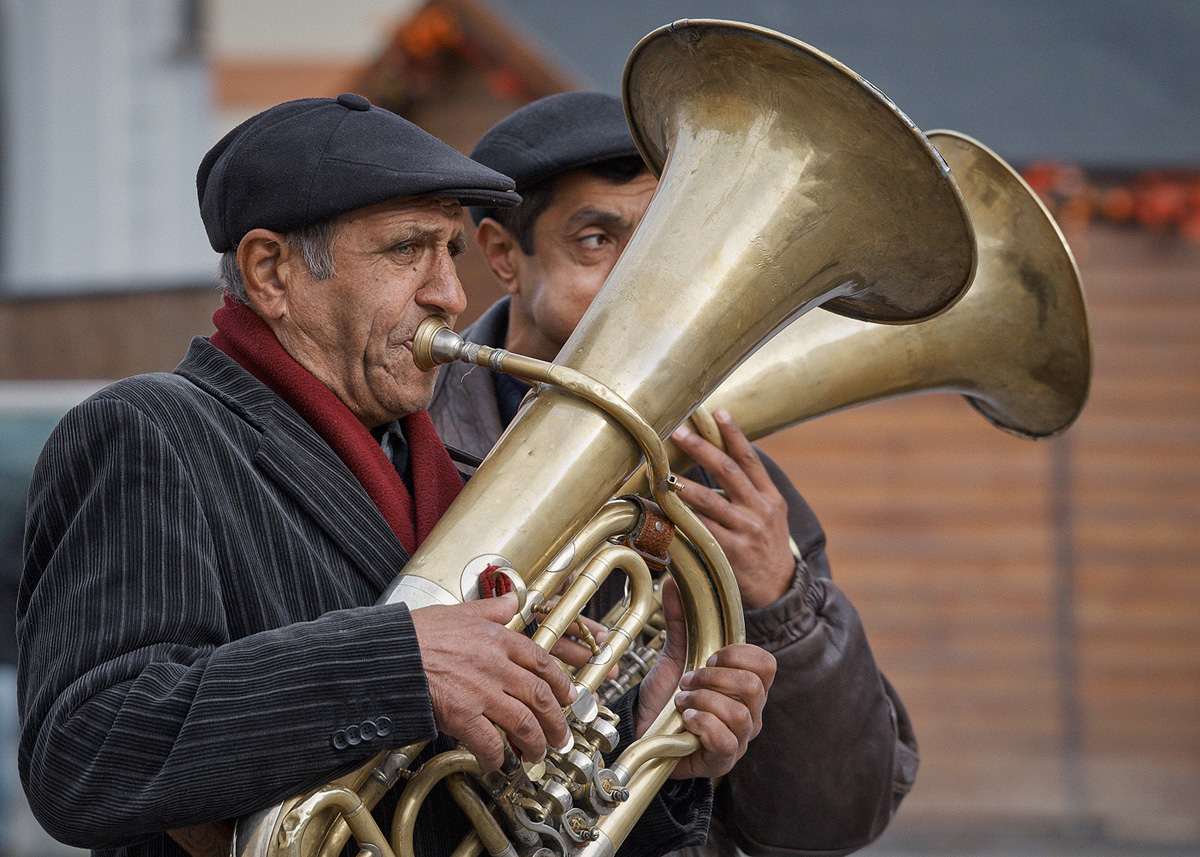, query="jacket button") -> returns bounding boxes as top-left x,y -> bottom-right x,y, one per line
376,716 -> 393,737
360,720 -> 378,741
345,724 -> 362,746
332,729 -> 349,750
